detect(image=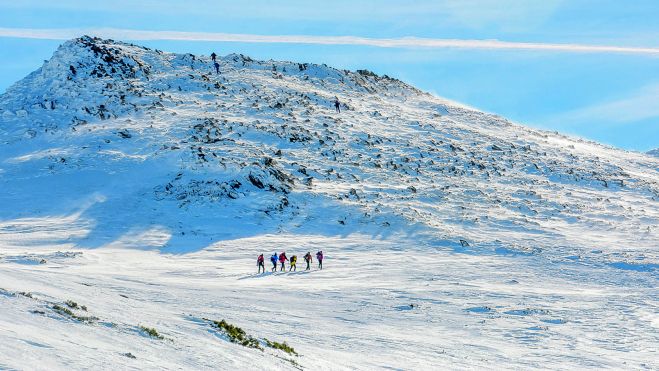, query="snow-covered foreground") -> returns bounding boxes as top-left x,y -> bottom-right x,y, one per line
0,36 -> 658,369
1,233 -> 657,370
